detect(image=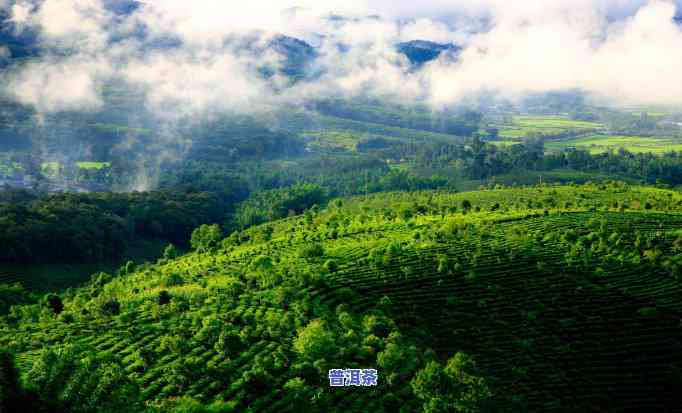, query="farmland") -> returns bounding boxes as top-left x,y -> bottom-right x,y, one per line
545,134 -> 682,154
3,183 -> 682,412
496,115 -> 604,139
